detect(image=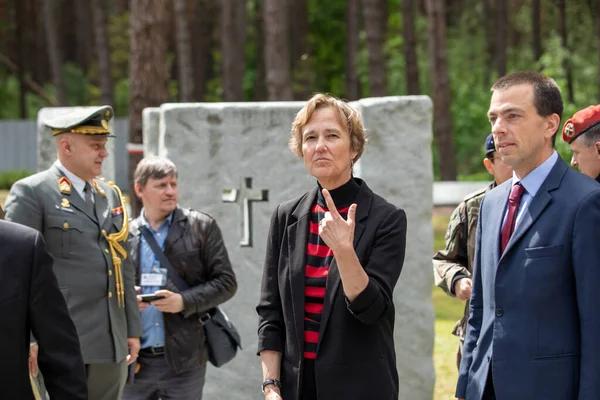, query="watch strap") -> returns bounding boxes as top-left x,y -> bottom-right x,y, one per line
261,378 -> 282,394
